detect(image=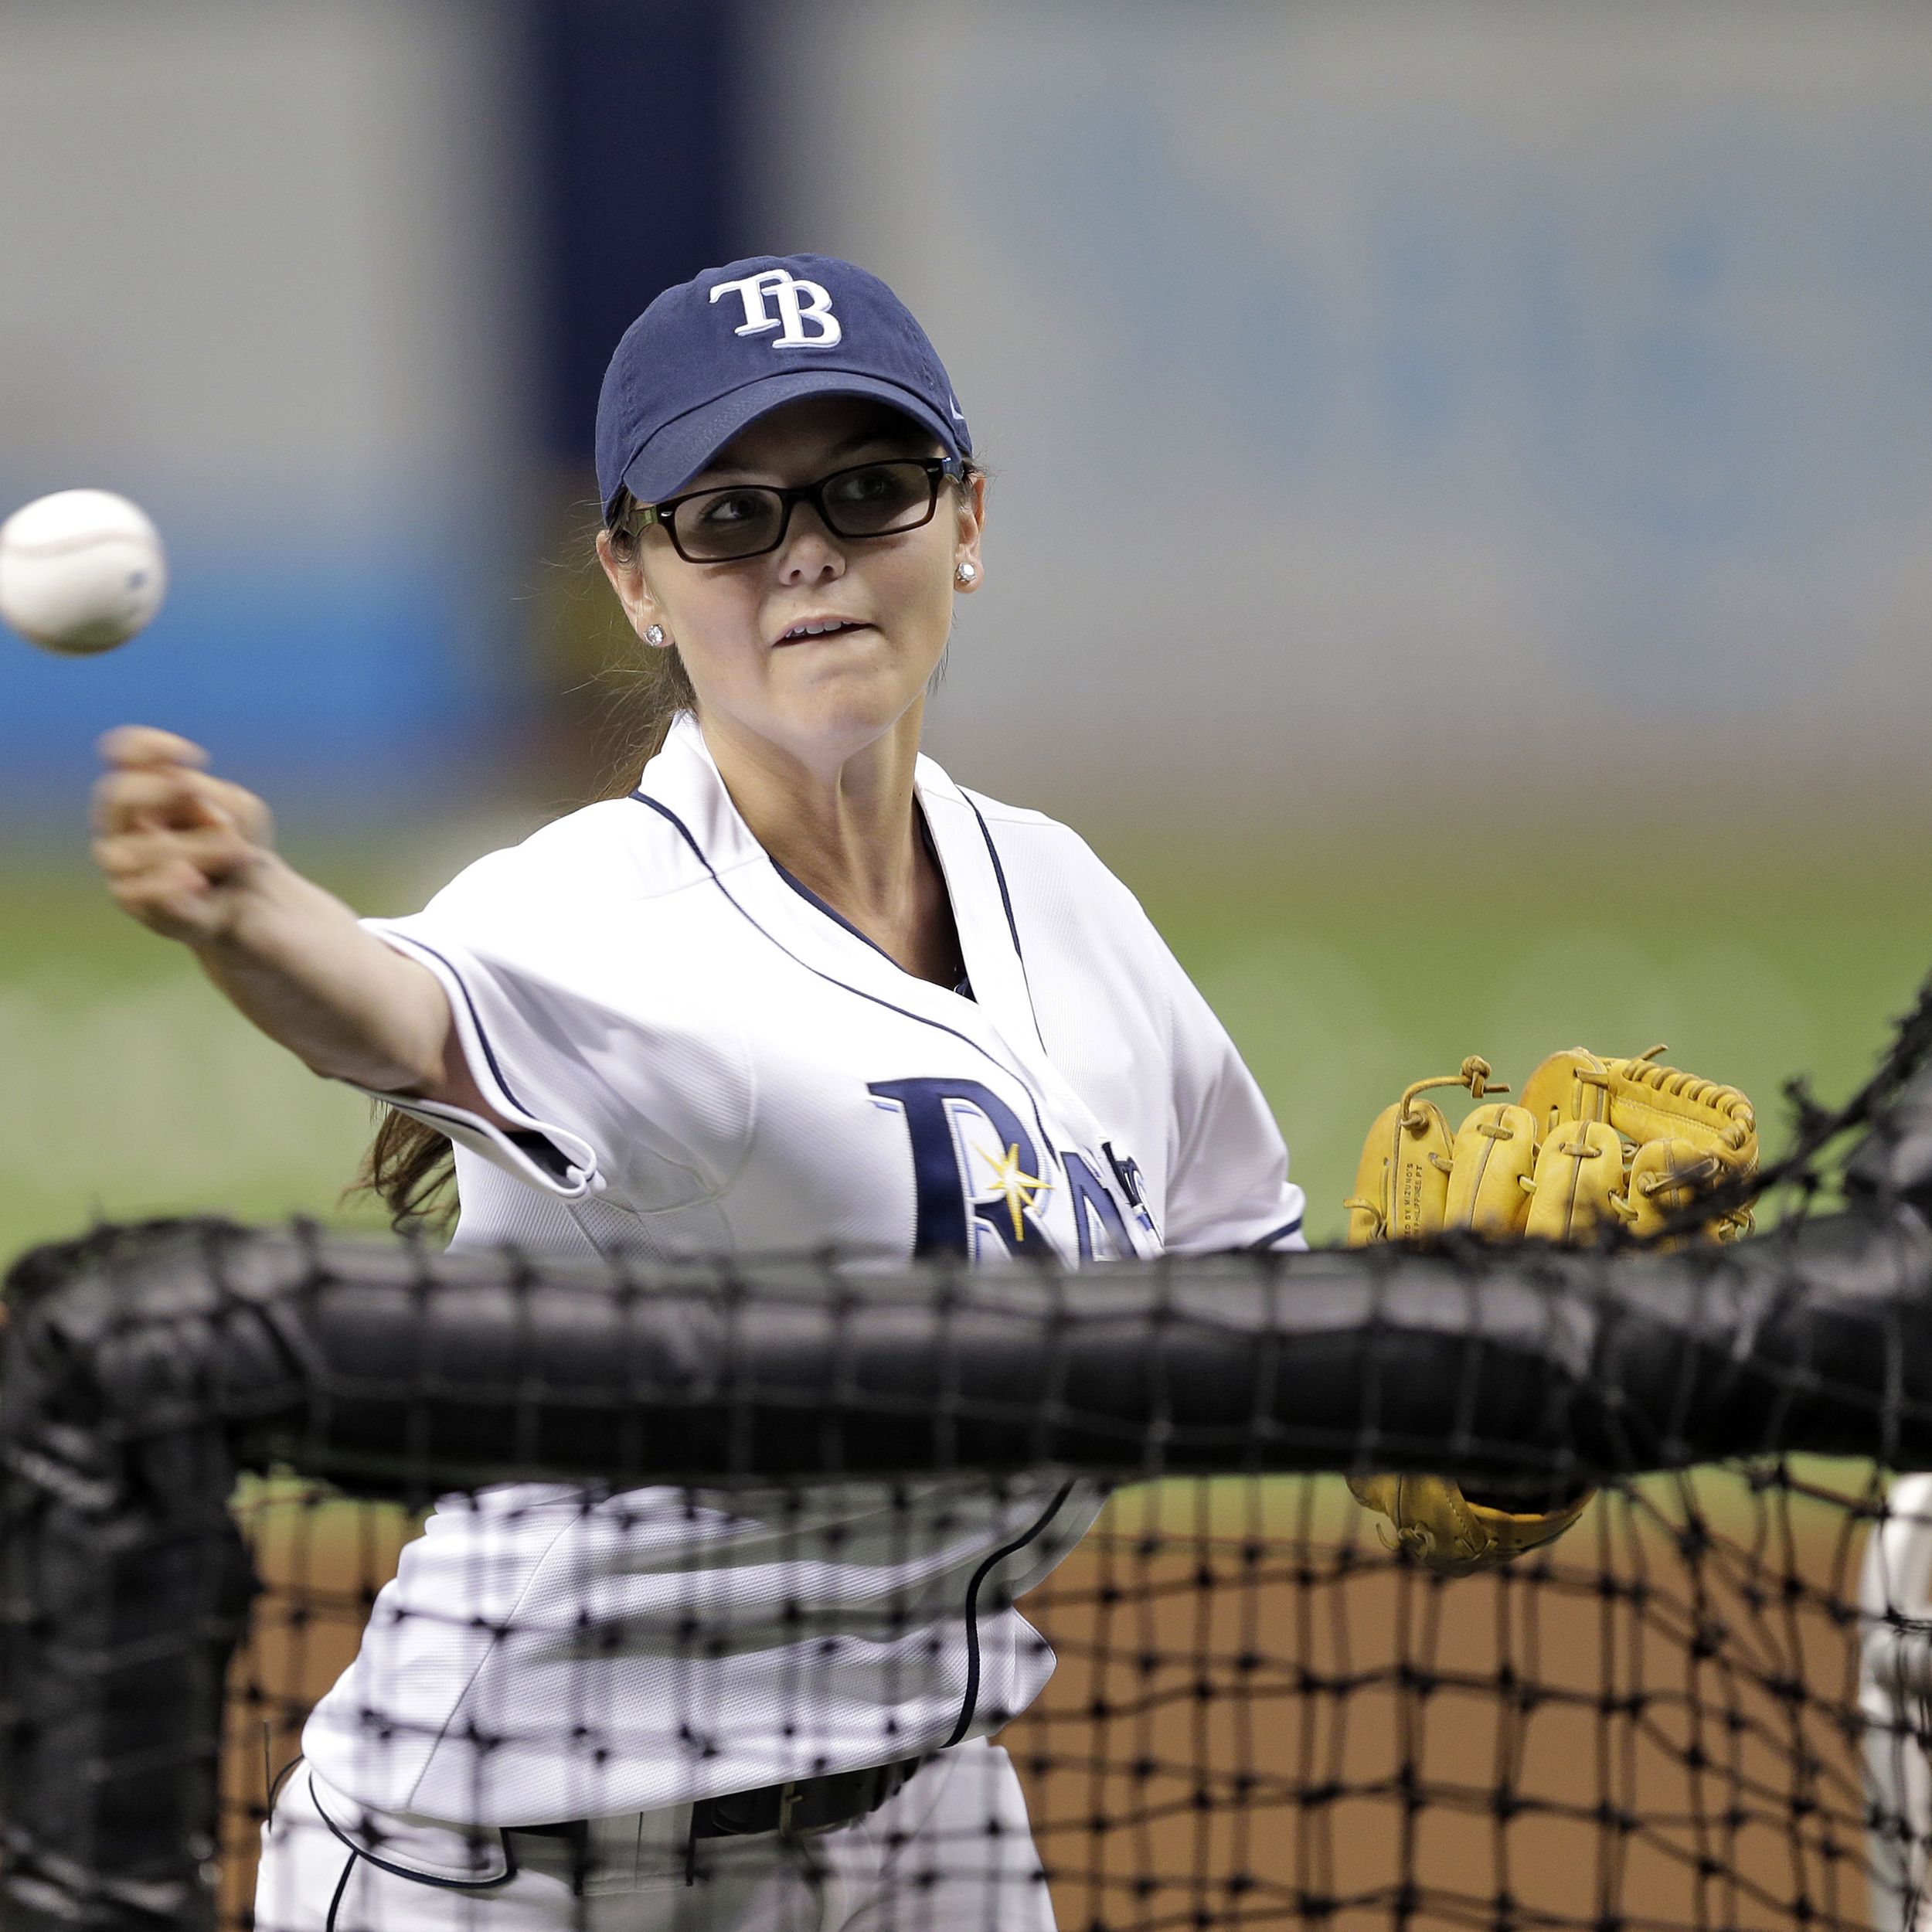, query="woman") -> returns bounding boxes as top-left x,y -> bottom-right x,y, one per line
94,255 -> 1306,1930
